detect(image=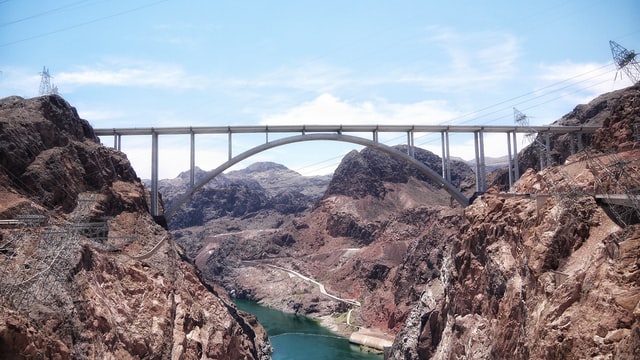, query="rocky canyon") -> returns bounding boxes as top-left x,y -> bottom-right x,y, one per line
1,84 -> 639,359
